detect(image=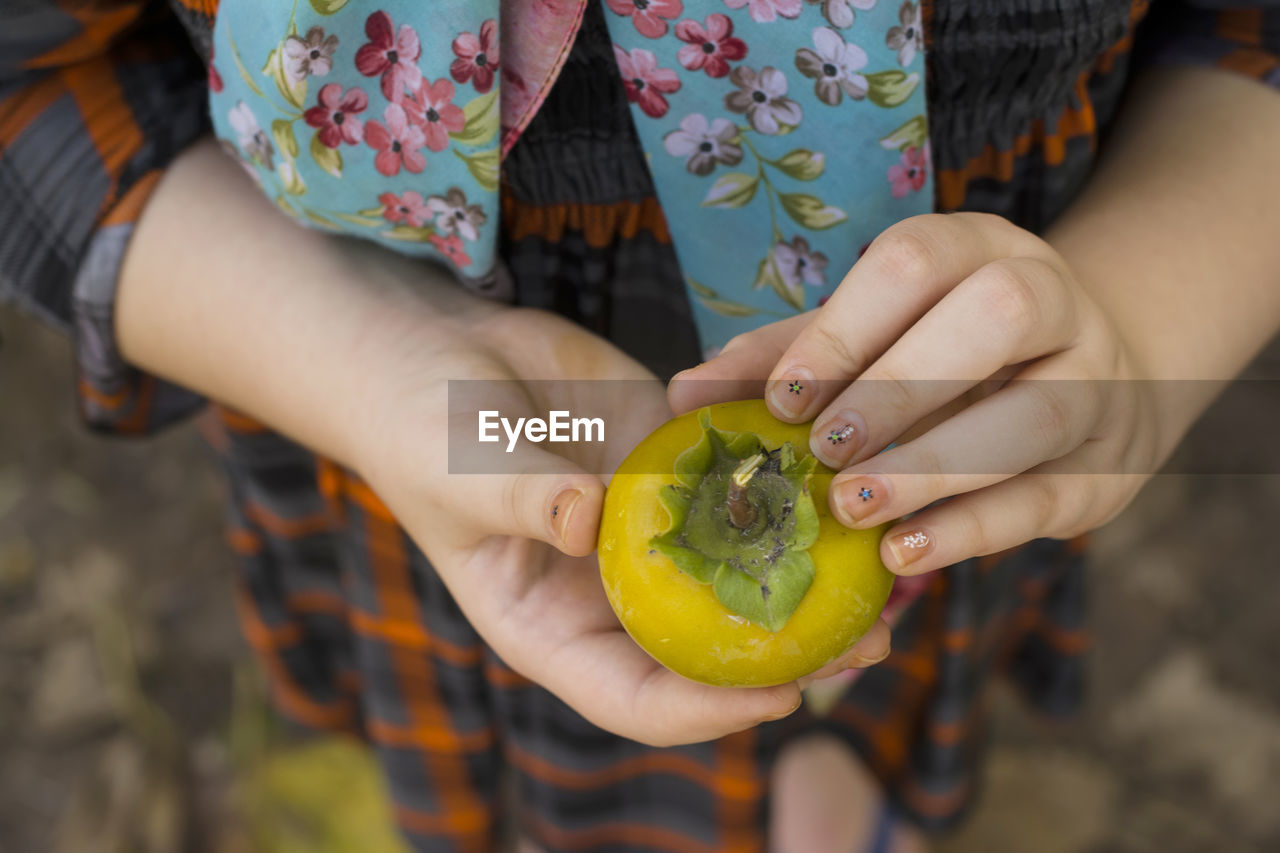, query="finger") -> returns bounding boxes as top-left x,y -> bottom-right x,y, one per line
668,313 -> 813,415
827,370 -> 1103,530
765,212 -> 1048,422
875,453 -> 1129,576
543,630 -> 803,746
810,256 -> 1079,469
452,452 -> 605,556
799,618 -> 891,685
